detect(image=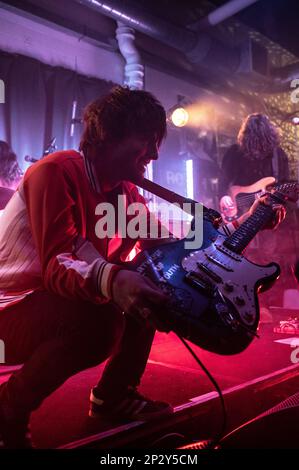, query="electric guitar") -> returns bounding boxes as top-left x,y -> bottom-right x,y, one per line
221,178 -> 297,222
128,185 -> 297,356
